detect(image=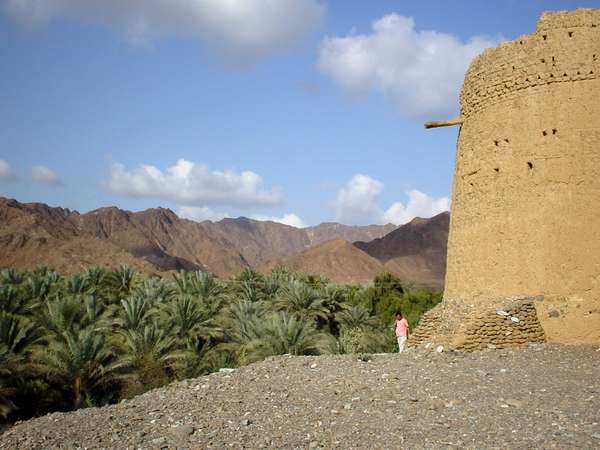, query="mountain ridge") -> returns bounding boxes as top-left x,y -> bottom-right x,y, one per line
0,197 -> 436,283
